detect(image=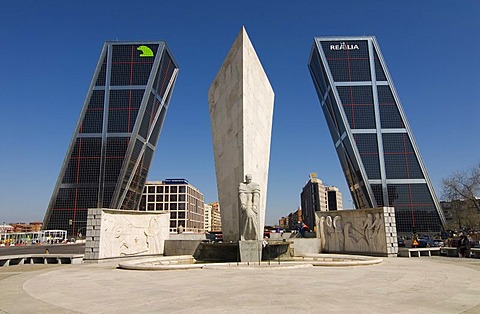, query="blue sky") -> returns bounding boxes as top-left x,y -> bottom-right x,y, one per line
0,1 -> 479,225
